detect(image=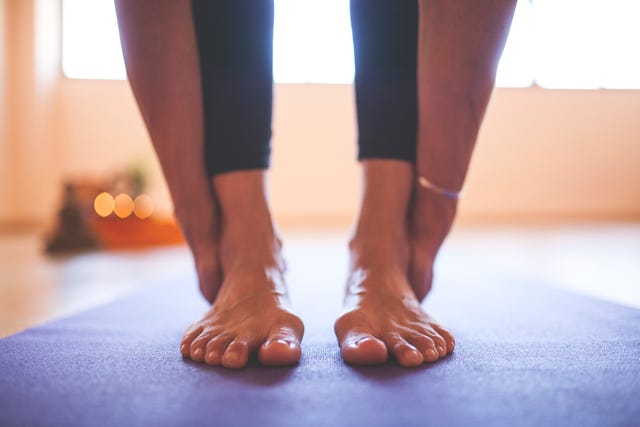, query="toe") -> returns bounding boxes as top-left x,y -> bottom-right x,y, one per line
259,327 -> 302,366
424,329 -> 448,358
432,325 -> 455,353
341,334 -> 388,365
222,338 -> 250,369
204,335 -> 232,366
180,325 -> 204,357
189,332 -> 212,362
335,311 -> 387,365
406,332 -> 439,363
383,333 -> 423,368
